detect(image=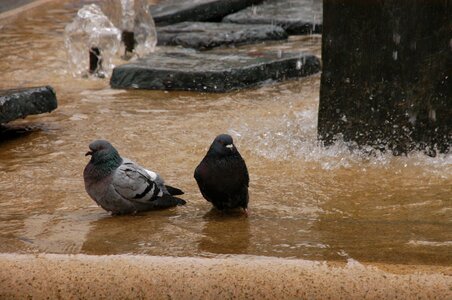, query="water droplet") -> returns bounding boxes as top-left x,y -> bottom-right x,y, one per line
392,32 -> 401,45
296,60 -> 302,70
392,51 -> 398,60
429,109 -> 436,121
